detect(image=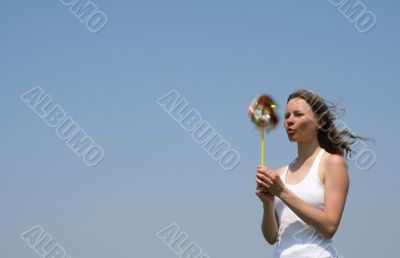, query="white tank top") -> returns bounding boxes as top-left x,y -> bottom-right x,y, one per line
273,148 -> 339,258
